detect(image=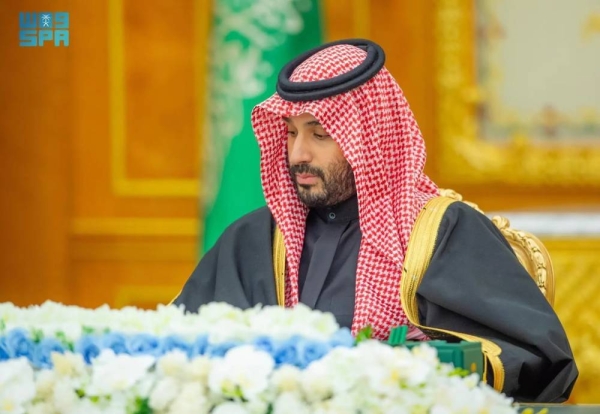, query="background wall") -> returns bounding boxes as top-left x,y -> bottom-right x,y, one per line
1,0 -> 598,402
